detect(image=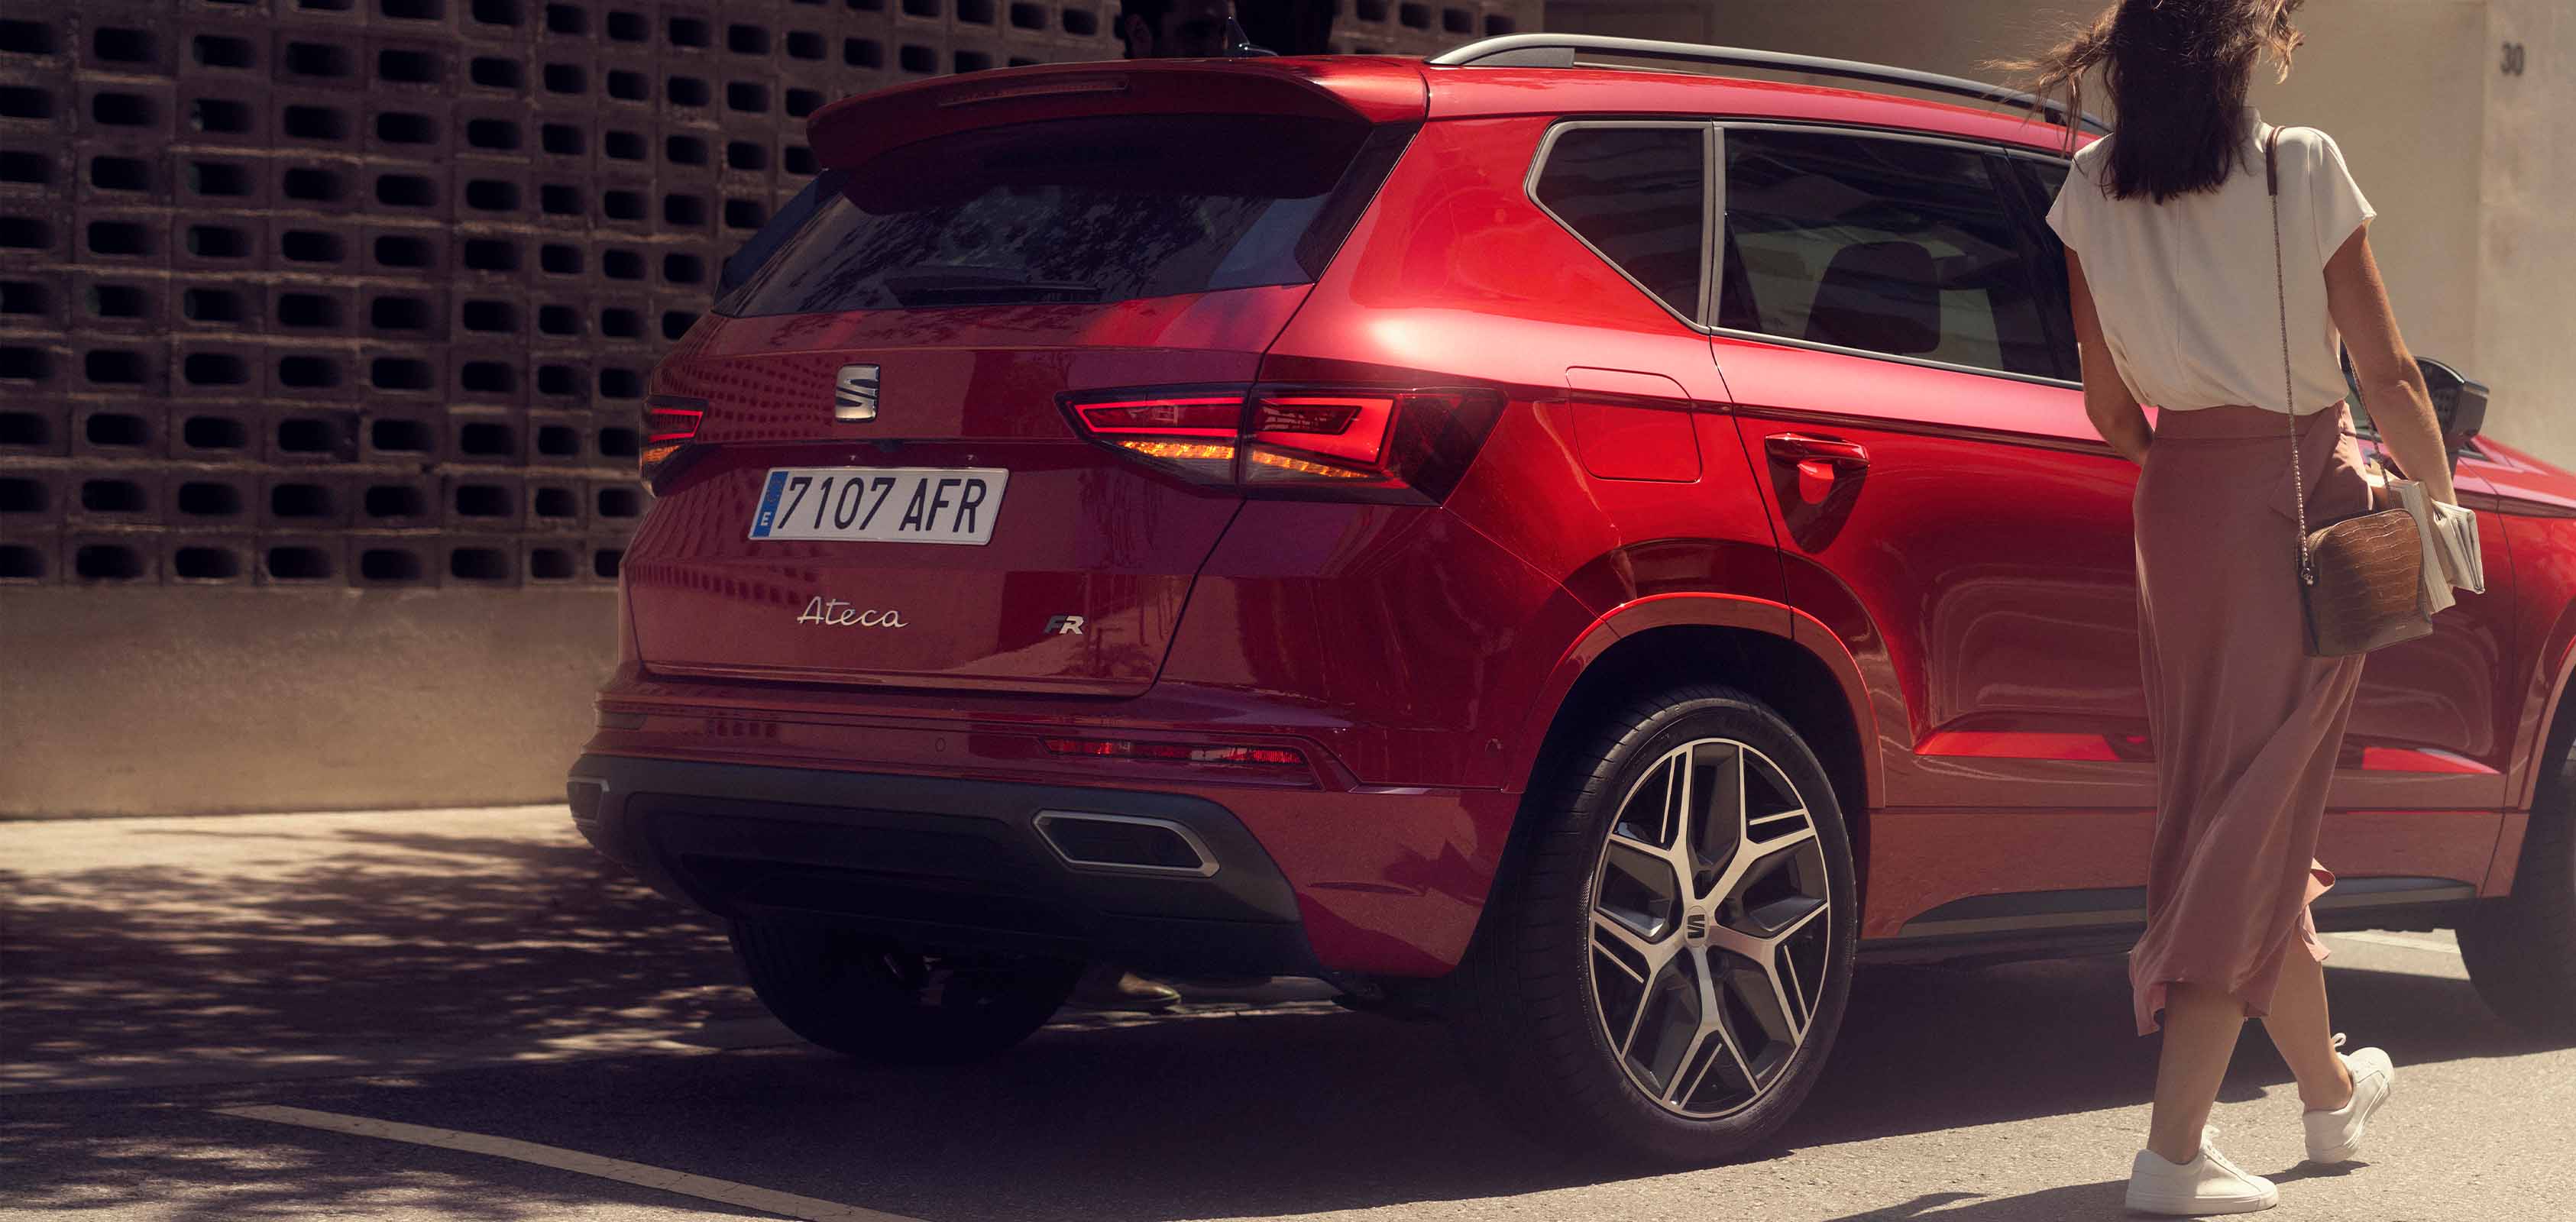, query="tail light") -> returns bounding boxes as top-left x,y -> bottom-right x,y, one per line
1060,383 -> 1504,503
640,395 -> 707,492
